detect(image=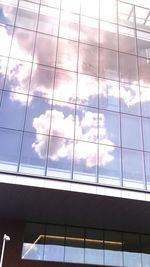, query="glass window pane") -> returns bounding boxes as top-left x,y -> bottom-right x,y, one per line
75,106 -> 98,142
34,33 -> 57,67
136,6 -> 150,32
122,149 -> 145,189
38,5 -> 60,36
59,11 -> 79,41
99,110 -> 120,146
118,2 -> 135,28
123,233 -> 142,267
80,16 -> 99,46
50,101 -> 75,139
22,223 -> 45,261
120,83 -> 141,115
30,64 -> 54,98
99,145 -> 121,187
57,38 -> 78,72
15,1 -> 39,31
79,43 -> 98,76
53,69 -> 77,103
137,30 -> 150,58
19,132 -> 47,175
121,114 -> 143,150
0,0 -> 17,26
0,25 -> 13,57
119,26 -> 137,54
85,229 -> 103,265
138,57 -> 150,87
47,136 -> 73,179
44,225 -> 65,262
142,118 -> 150,152
5,58 -> 32,96
104,231 -> 123,267
119,53 -> 138,84
100,0 -> 117,23
100,21 -> 118,51
141,234 -> 150,267
144,152 -> 150,190
73,141 -> 97,183
99,79 -> 119,112
61,0 -> 80,13
10,28 -> 36,61
99,48 -> 118,81
81,0 -> 99,19
41,0 -> 60,8
0,91 -> 27,130
141,86 -> 150,117
24,96 -> 52,134
77,74 -> 98,108
0,56 -> 8,89
65,227 -> 84,263
0,128 -> 22,171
